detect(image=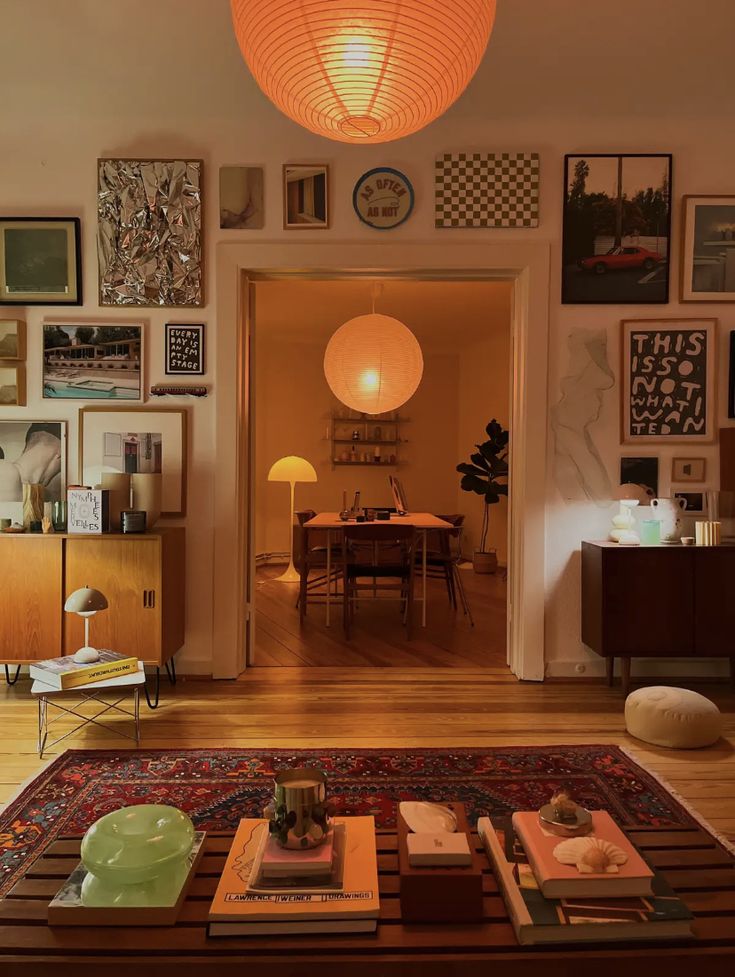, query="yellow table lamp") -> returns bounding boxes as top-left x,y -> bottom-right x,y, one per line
268,455 -> 317,583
